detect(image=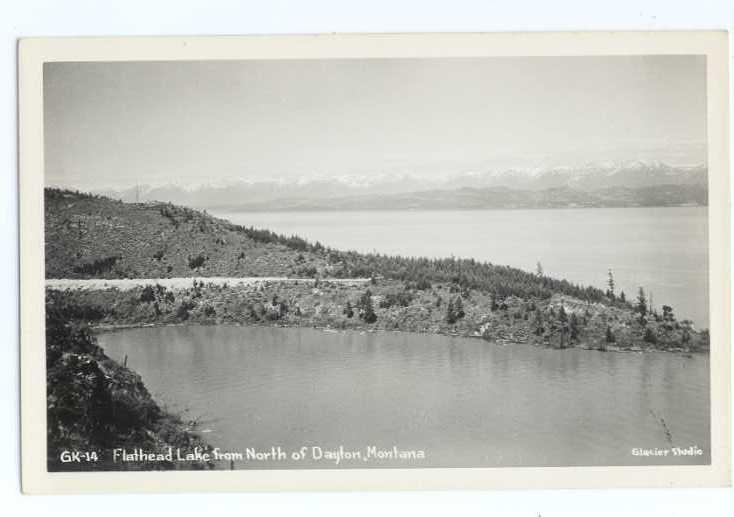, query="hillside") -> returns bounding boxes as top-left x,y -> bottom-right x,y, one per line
45,188 -> 608,303
46,290 -> 213,471
45,188 -> 329,279
45,189 -> 708,355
